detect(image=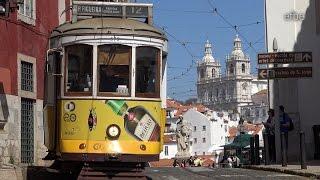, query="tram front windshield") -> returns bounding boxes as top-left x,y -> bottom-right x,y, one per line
64,44 -> 160,98
98,45 -> 131,95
